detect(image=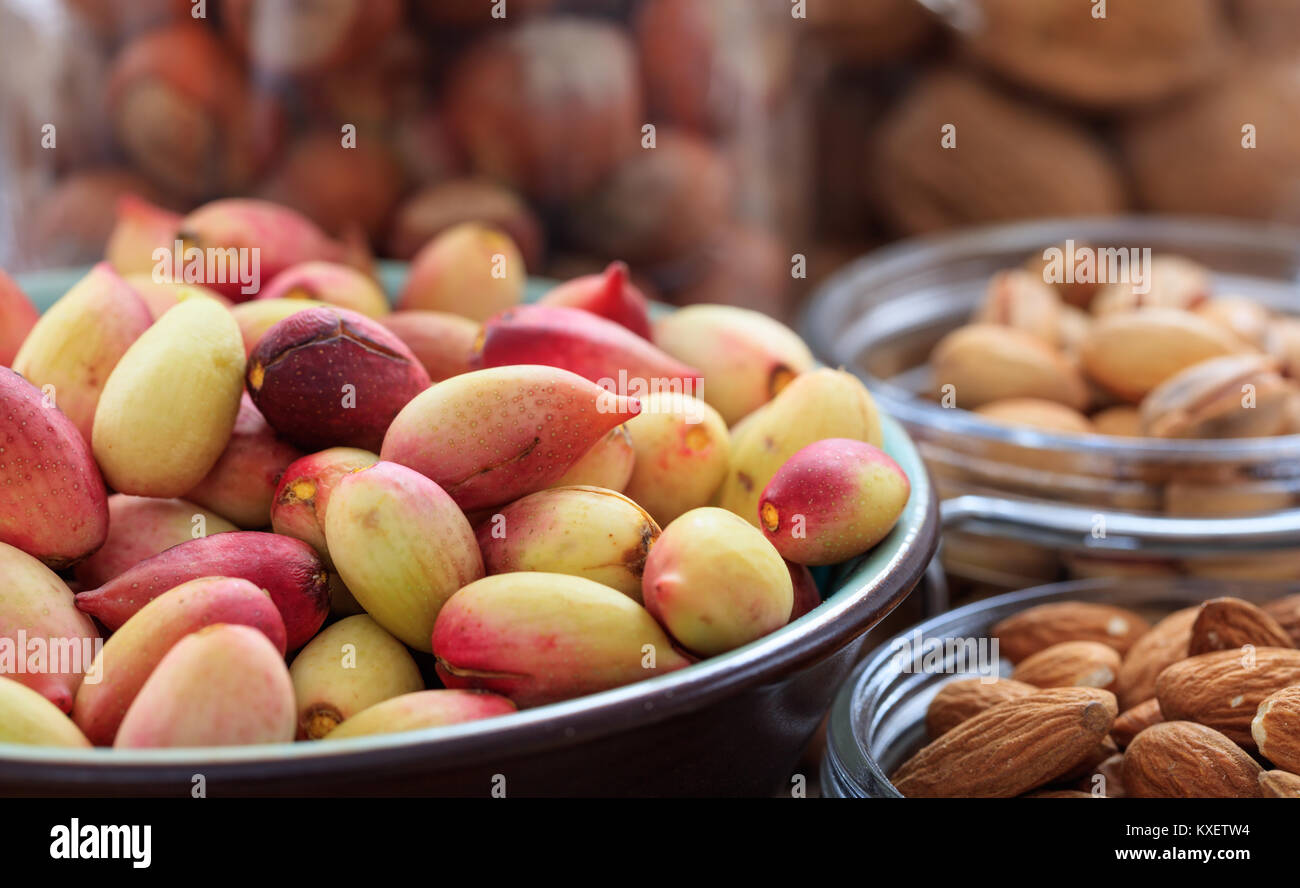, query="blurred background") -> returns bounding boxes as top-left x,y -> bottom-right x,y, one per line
2,0 -> 1298,321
